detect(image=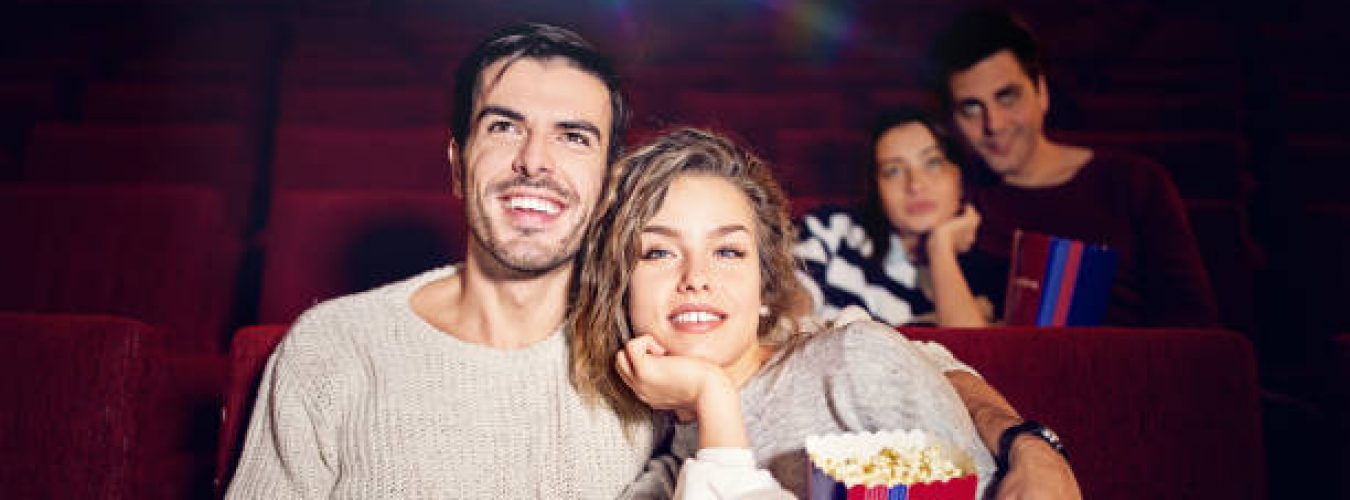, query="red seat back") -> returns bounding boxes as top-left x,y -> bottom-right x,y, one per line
0,312 -> 156,498
259,189 -> 467,323
0,185 -> 242,352
271,125 -> 450,191
214,324 -> 289,498
902,327 -> 1265,500
21,122 -> 256,231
